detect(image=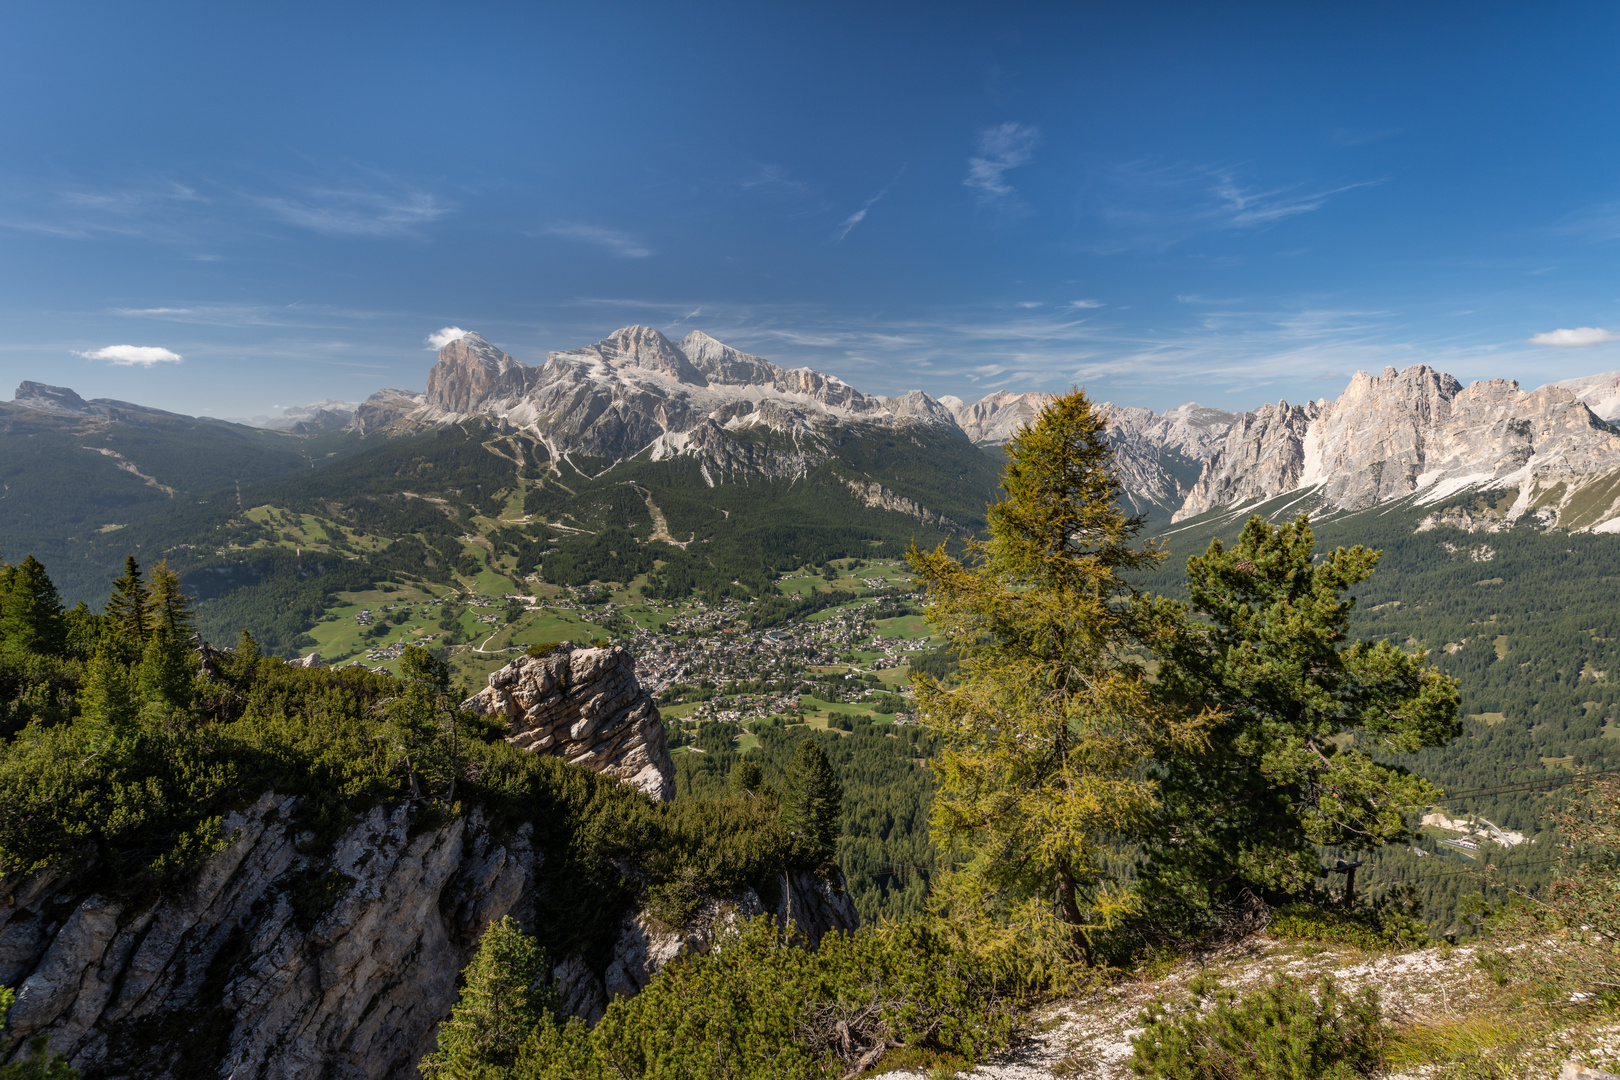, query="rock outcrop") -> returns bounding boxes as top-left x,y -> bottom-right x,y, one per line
842,477 -> 970,536
463,642 -> 676,802
944,390 -> 1050,445
0,794 -> 534,1079
0,790 -> 857,1078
